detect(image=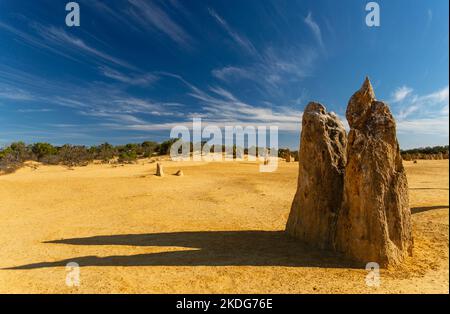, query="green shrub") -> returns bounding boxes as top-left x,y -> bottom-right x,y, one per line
58,145 -> 93,166
0,150 -> 21,173
141,141 -> 158,157
118,151 -> 137,164
278,148 -> 291,159
32,142 -> 57,161
92,142 -> 117,162
158,139 -> 178,155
